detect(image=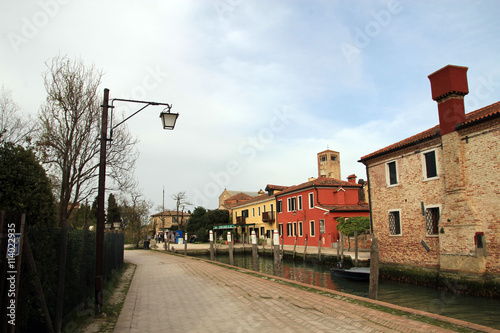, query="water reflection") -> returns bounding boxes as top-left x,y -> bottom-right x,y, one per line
195,253 -> 500,329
